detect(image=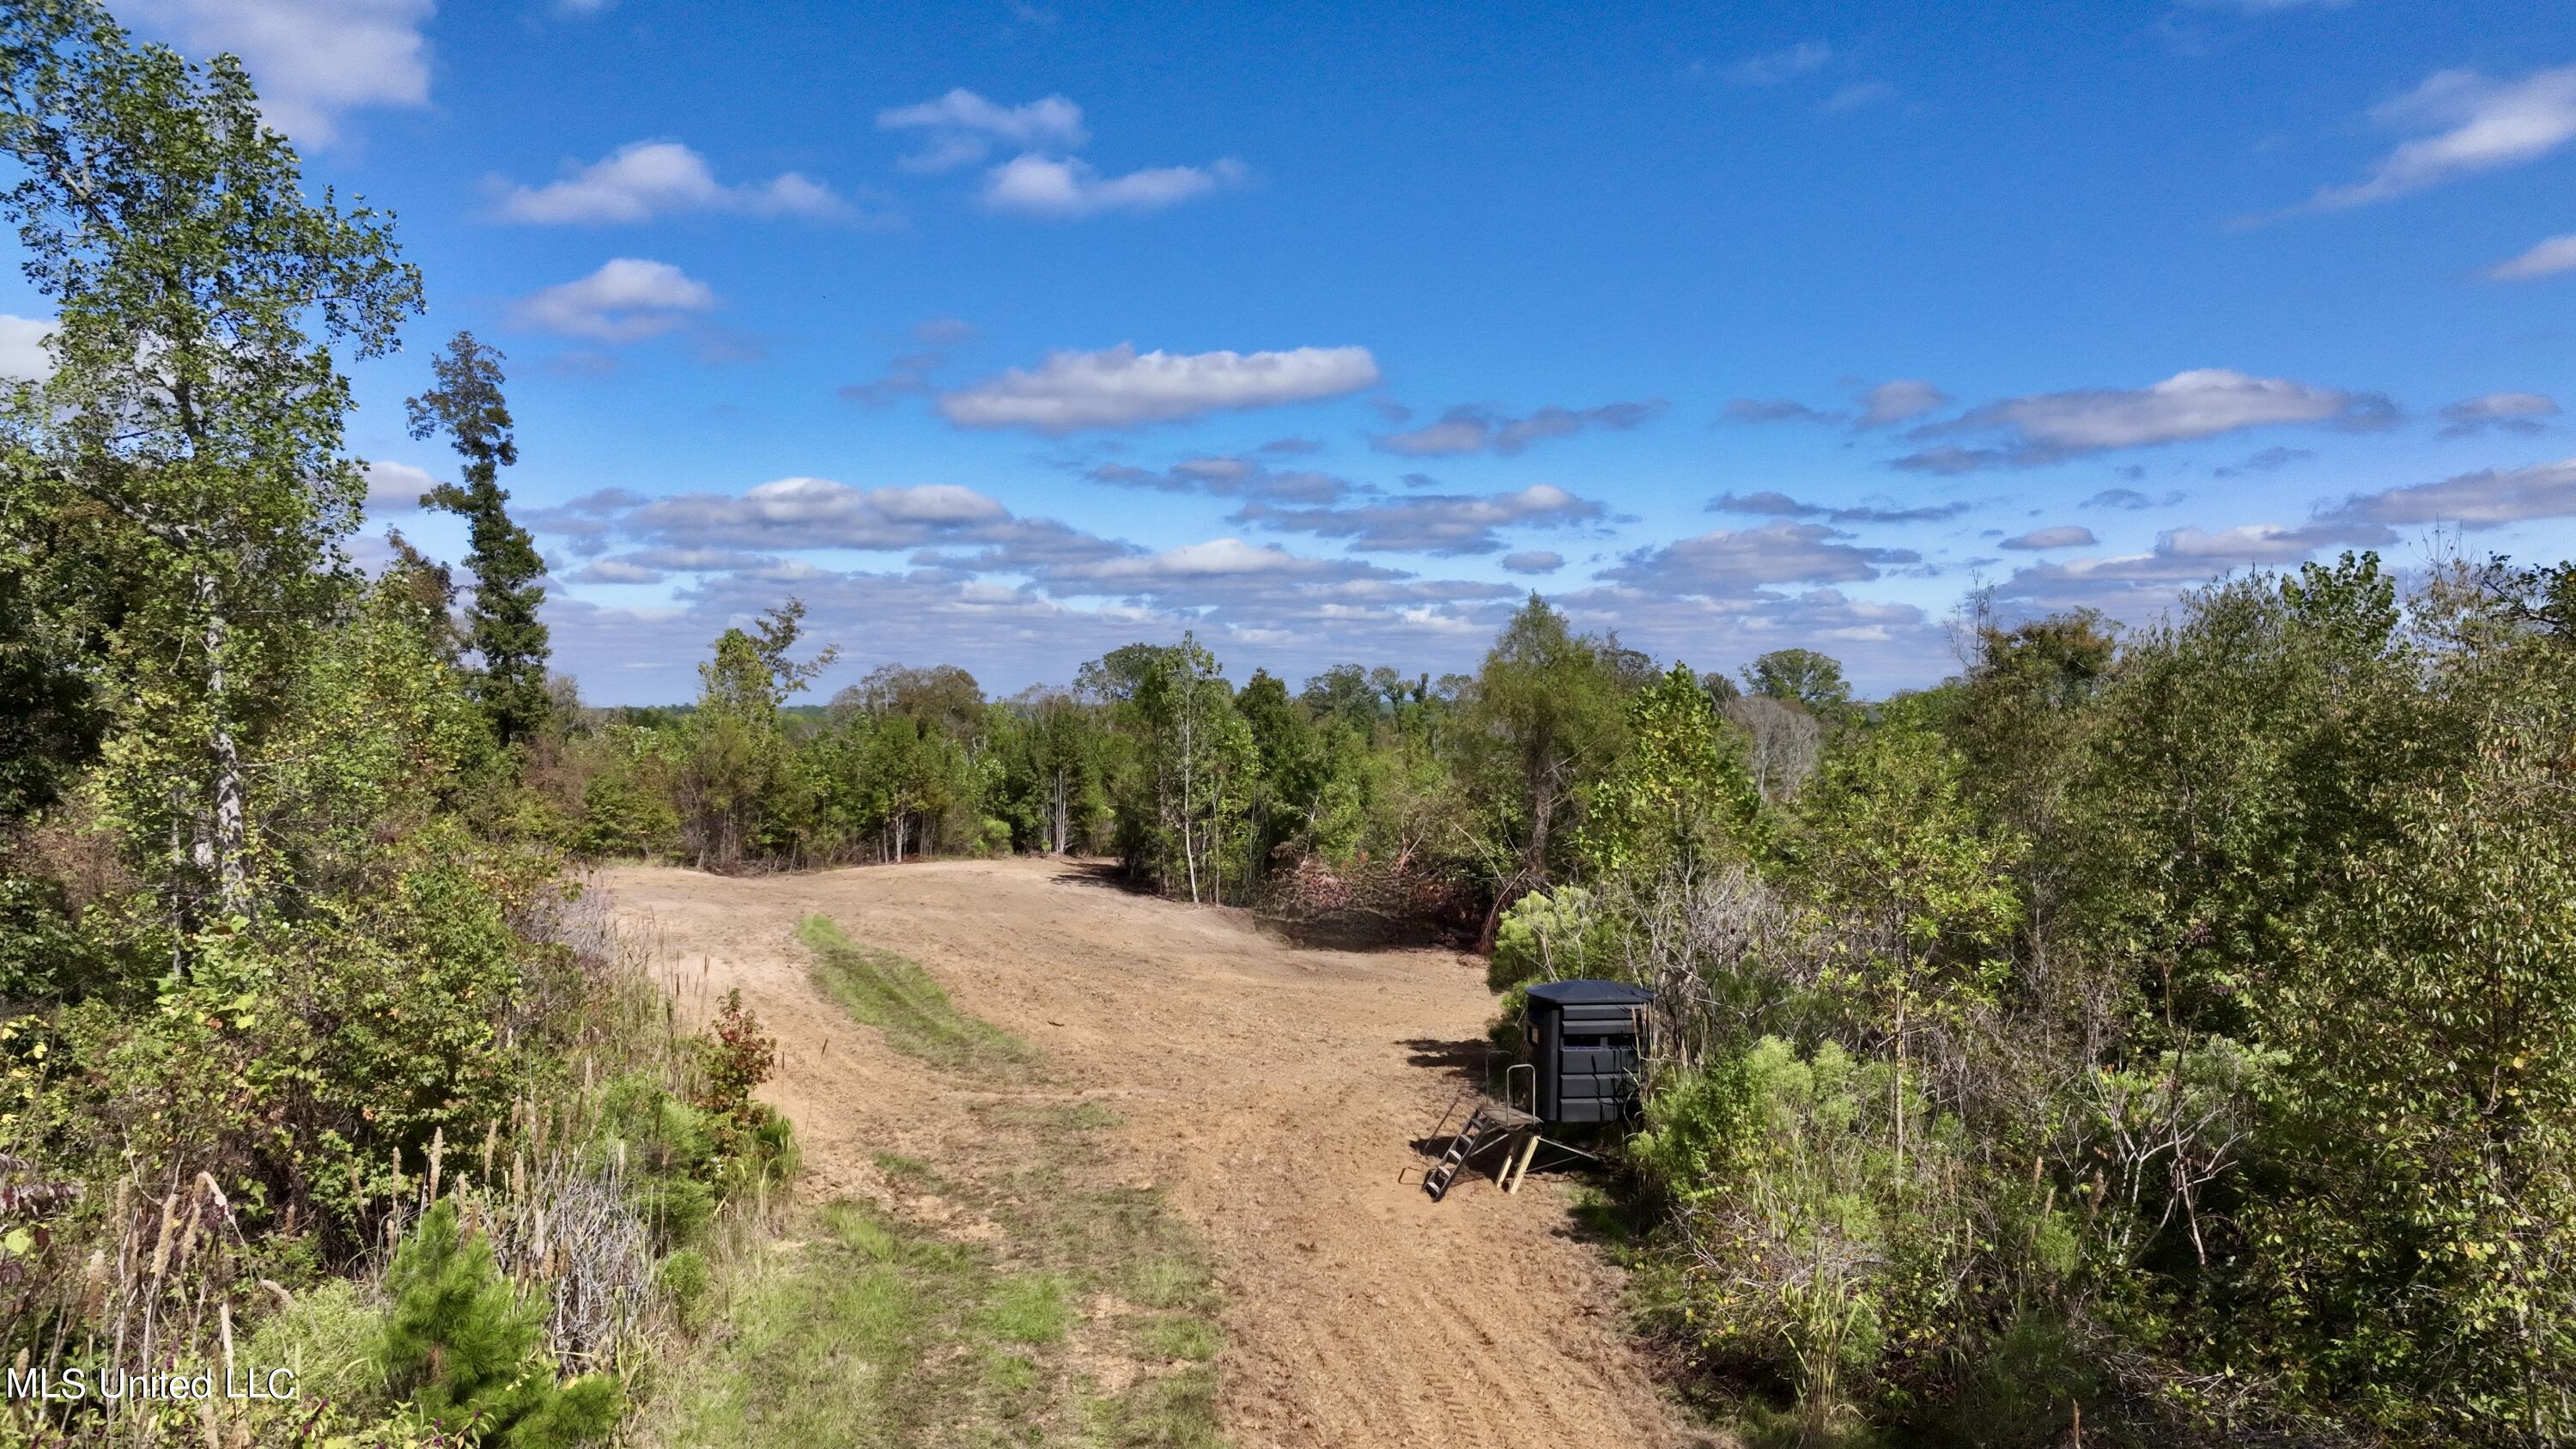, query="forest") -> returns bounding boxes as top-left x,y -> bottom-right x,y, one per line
3,3 -> 2573,1446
